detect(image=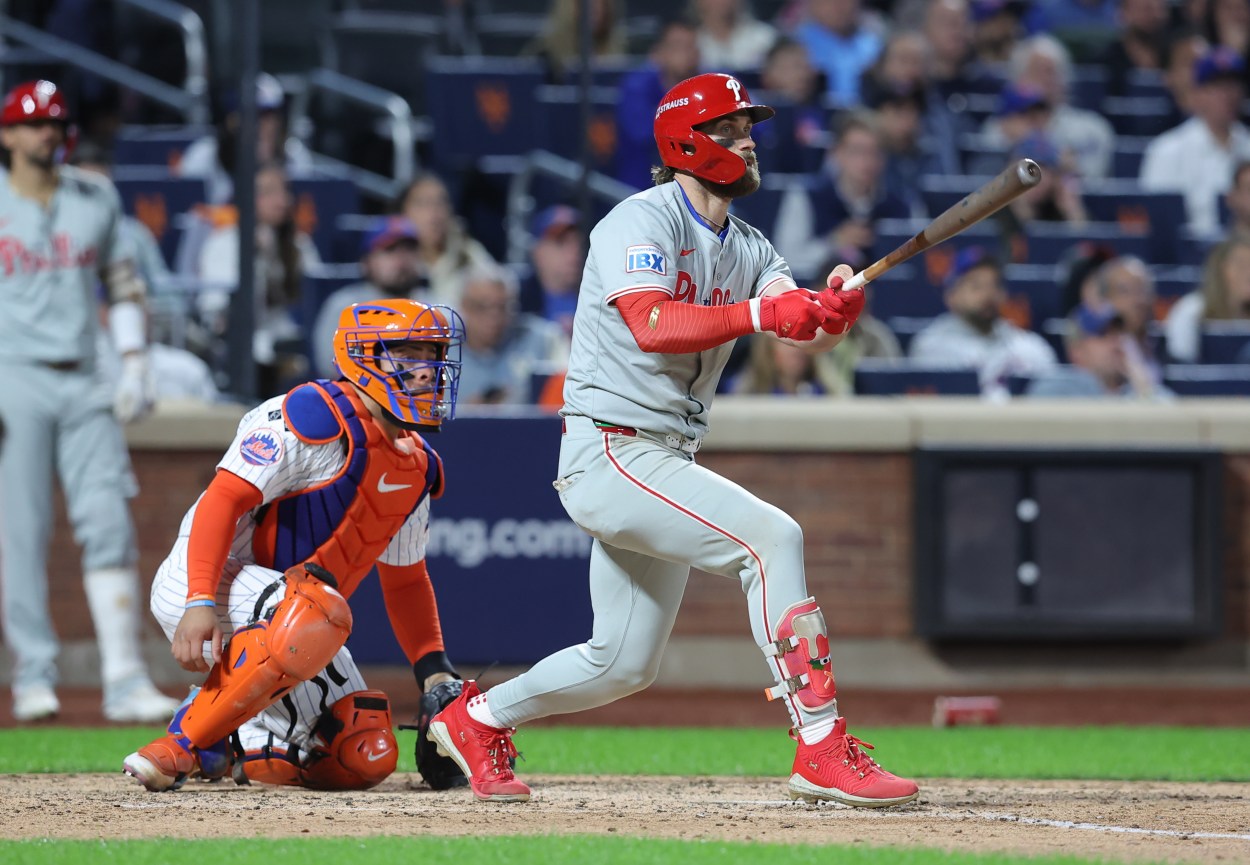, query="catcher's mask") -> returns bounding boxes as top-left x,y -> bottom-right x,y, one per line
332,299 -> 464,431
653,72 -> 774,186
